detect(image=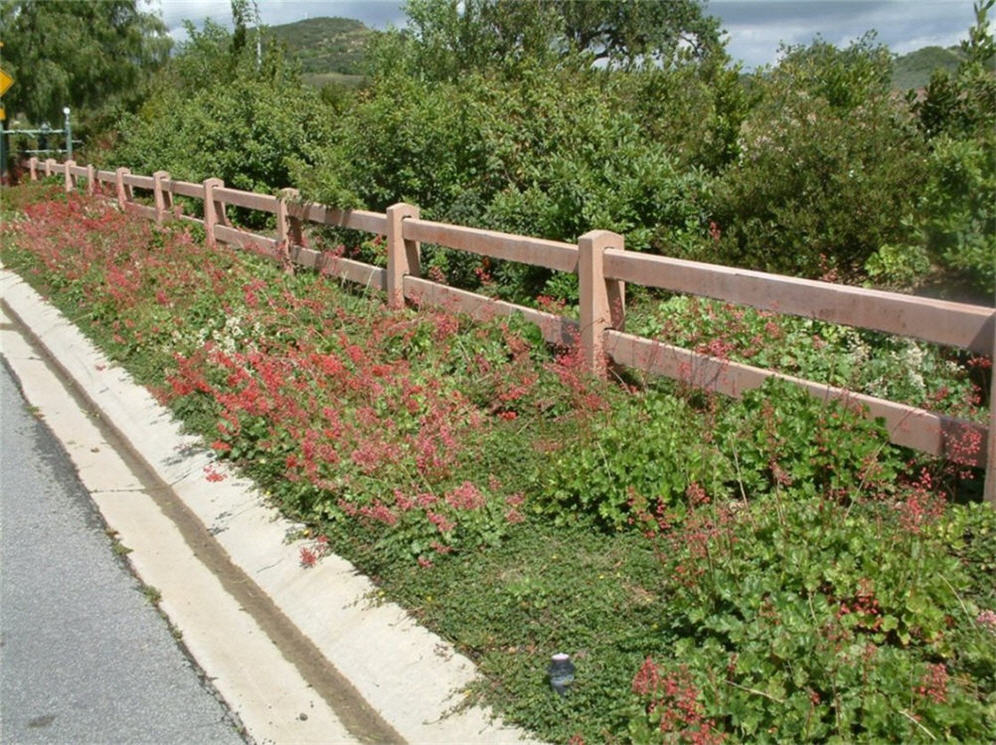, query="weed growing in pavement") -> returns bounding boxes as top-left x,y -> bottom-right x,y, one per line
2,189 -> 994,743
141,584 -> 163,606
